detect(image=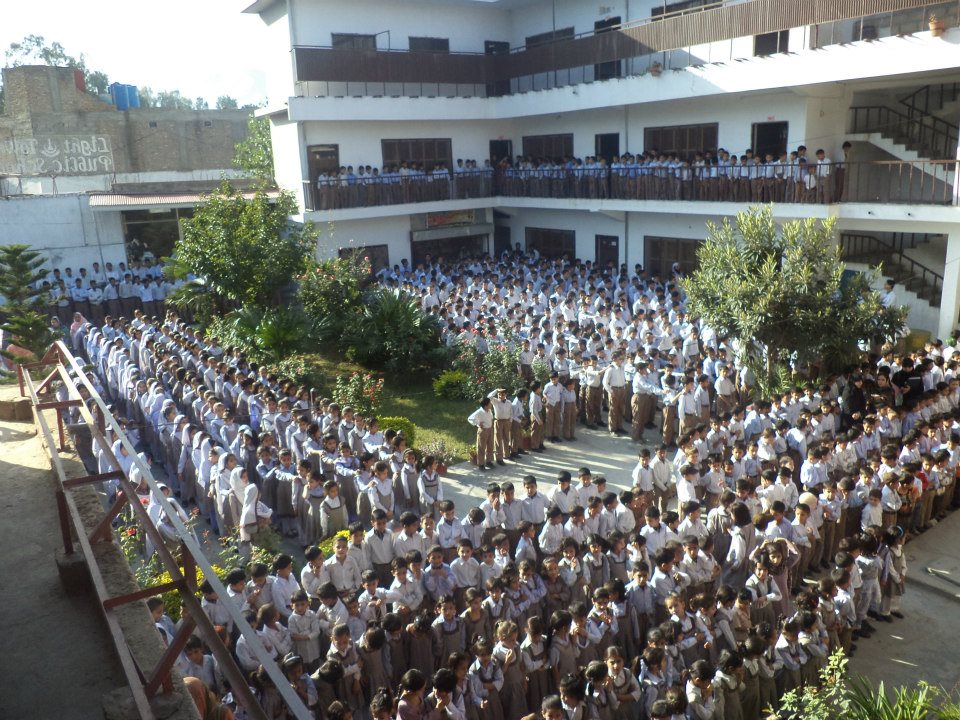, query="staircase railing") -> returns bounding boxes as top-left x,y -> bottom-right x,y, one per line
840,232 -> 944,303
899,82 -> 960,123
849,105 -> 959,159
